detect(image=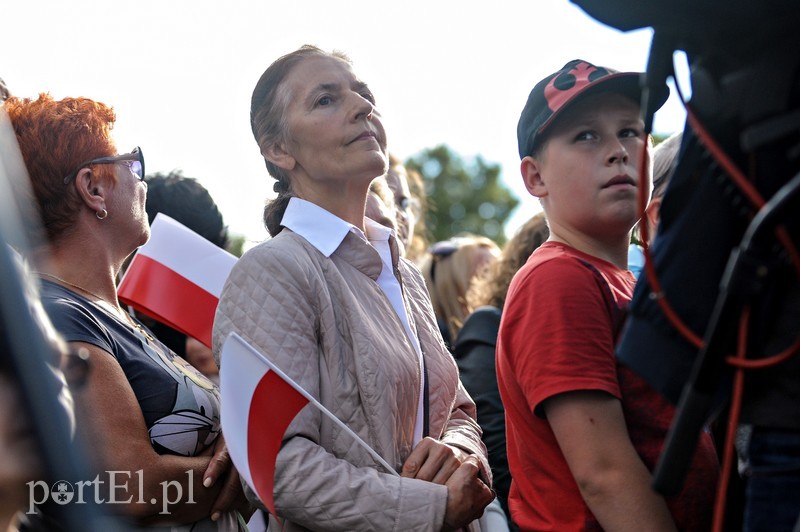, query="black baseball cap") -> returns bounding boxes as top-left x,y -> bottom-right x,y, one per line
516,59 -> 668,158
